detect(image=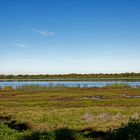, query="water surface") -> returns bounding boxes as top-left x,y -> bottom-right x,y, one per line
0,81 -> 140,88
